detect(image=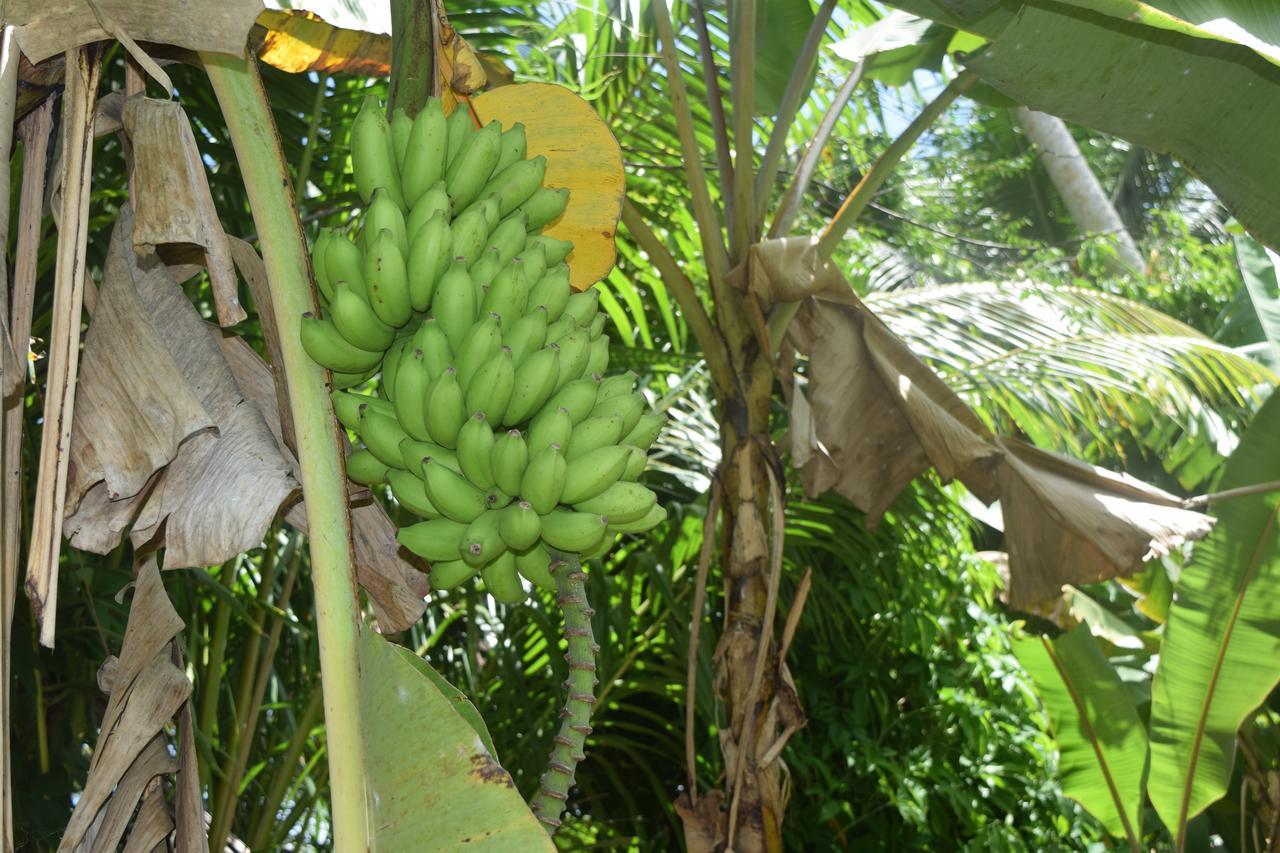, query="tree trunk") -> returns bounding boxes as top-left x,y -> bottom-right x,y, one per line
1014,107 -> 1146,276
